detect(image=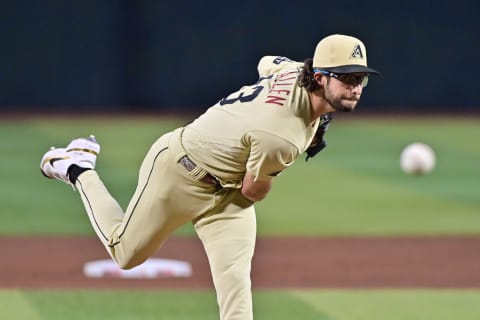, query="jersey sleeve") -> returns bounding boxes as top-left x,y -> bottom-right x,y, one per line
243,130 -> 299,182
257,56 -> 300,78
